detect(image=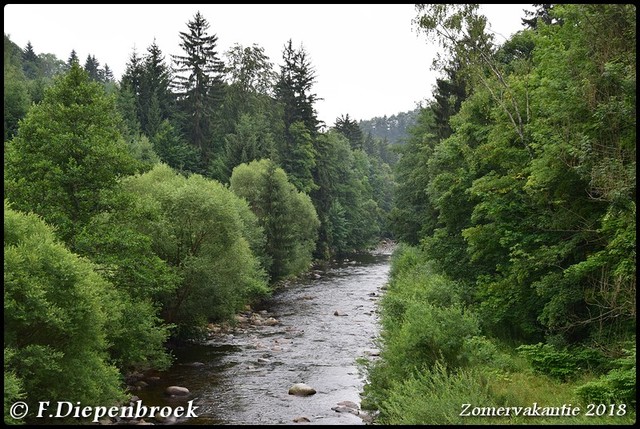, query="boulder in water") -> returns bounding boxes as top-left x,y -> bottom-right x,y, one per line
288,383 -> 316,396
165,385 -> 190,396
